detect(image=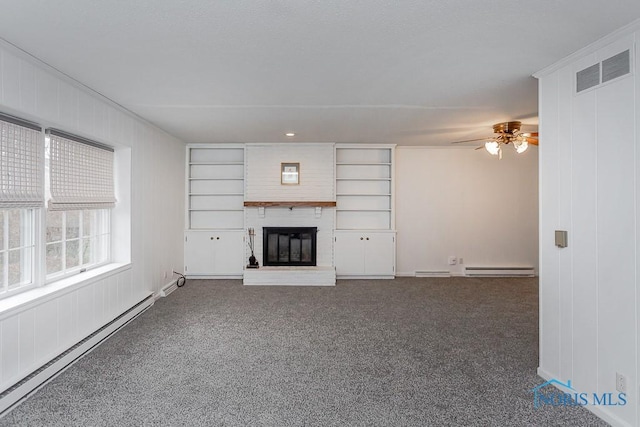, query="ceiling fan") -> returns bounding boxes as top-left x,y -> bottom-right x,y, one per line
451,121 -> 538,159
